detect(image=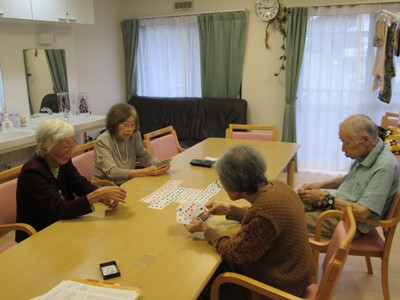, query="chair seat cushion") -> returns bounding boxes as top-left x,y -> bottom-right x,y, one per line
350,228 -> 384,252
